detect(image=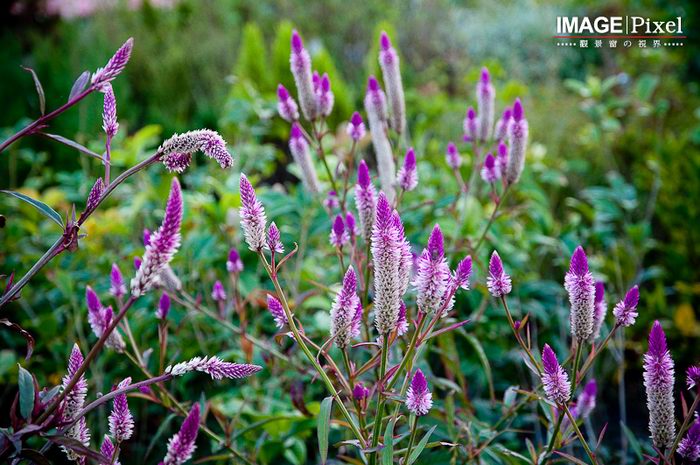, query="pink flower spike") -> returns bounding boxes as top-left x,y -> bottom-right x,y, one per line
330,267 -> 361,349
644,321 -> 676,449
102,83 -> 119,138
414,224 -> 450,314
91,37 -> 134,91
541,344 -> 571,404
480,153 -> 501,184
453,256 -> 473,291
613,285 -> 639,327
678,419 -> 700,460
687,366 -> 700,390
267,294 -> 288,329
487,251 -> 511,297
590,281 -> 607,342
239,174 -> 267,251
347,111 -> 366,141
157,293 -> 171,320
266,222 -> 284,254
165,356 -> 262,380
110,263 -> 126,298
396,301 -> 409,336
109,377 -> 134,442
446,142 -> 462,170
564,246 -> 595,343
329,214 -> 349,248
396,147 -> 418,192
162,403 -> 200,465
277,84 -> 299,122
406,369 -> 432,416
211,281 -> 226,302
226,248 -> 244,274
